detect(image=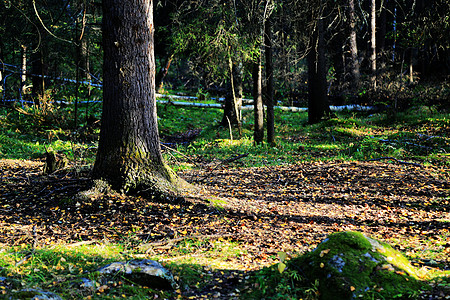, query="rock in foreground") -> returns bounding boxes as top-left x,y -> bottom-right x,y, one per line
97,259 -> 177,290
289,231 -> 426,299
